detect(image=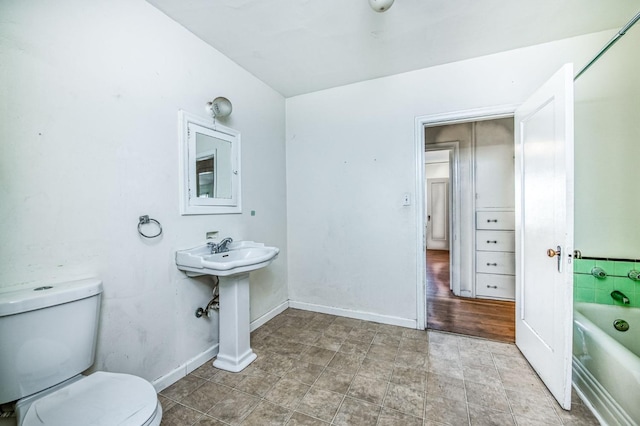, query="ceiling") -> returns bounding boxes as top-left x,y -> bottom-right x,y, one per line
146,0 -> 639,97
